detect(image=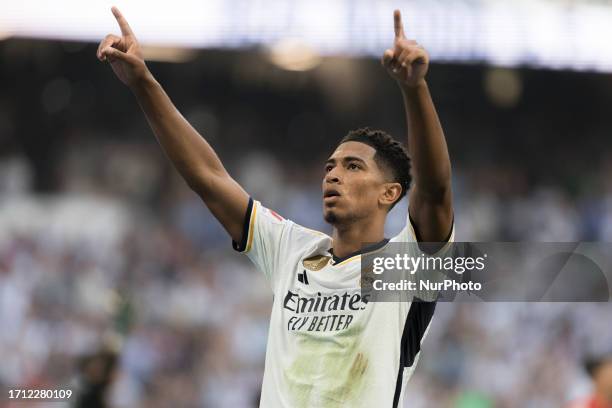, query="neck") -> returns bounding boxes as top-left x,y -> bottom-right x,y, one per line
331,215 -> 386,259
